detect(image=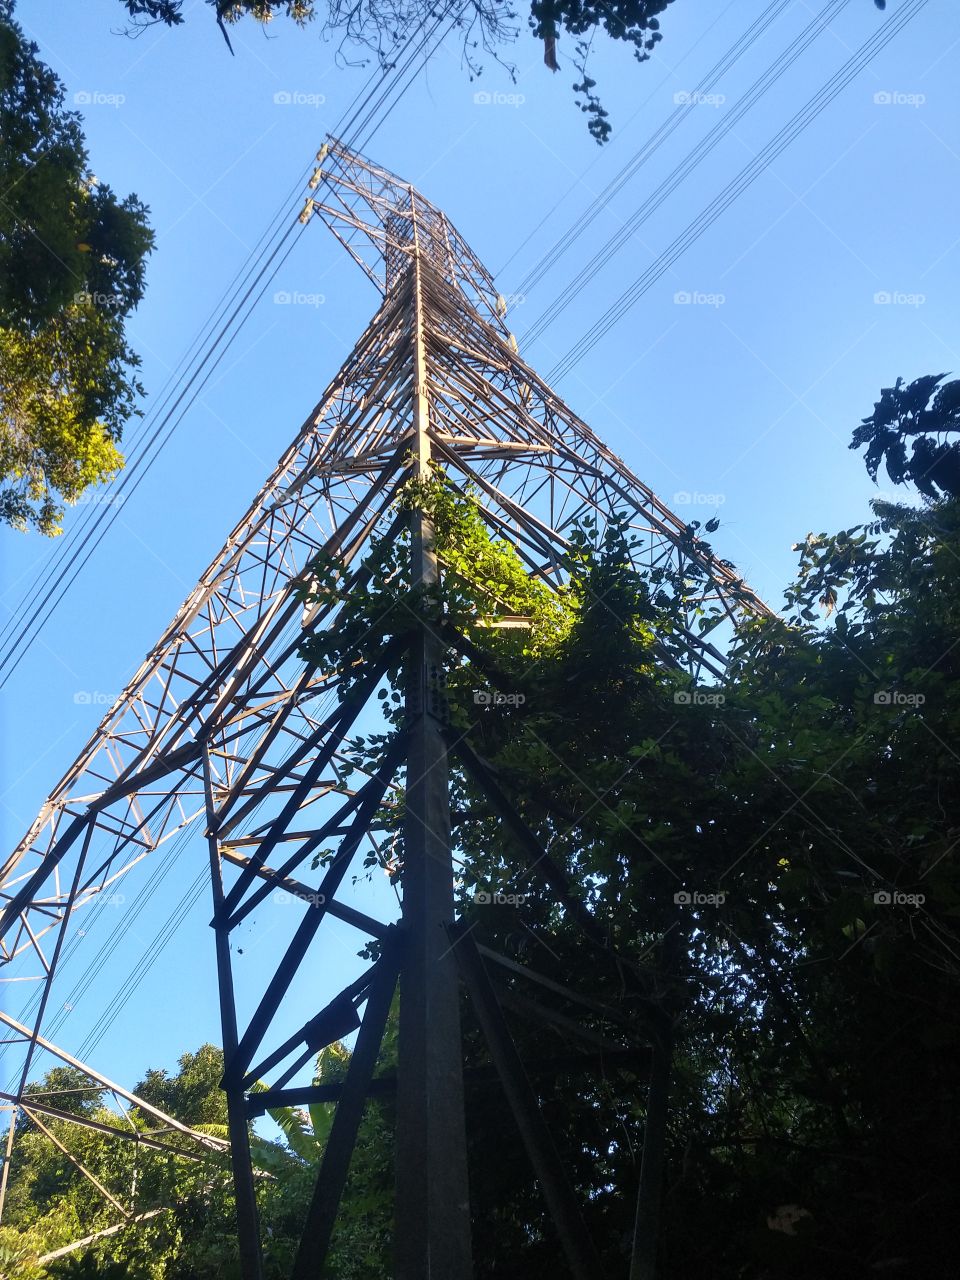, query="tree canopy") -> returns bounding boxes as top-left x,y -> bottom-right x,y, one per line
293,374 -> 960,1275
0,0 -> 153,534
850,371 -> 960,500
118,2 -> 889,143
0,1039 -> 395,1279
